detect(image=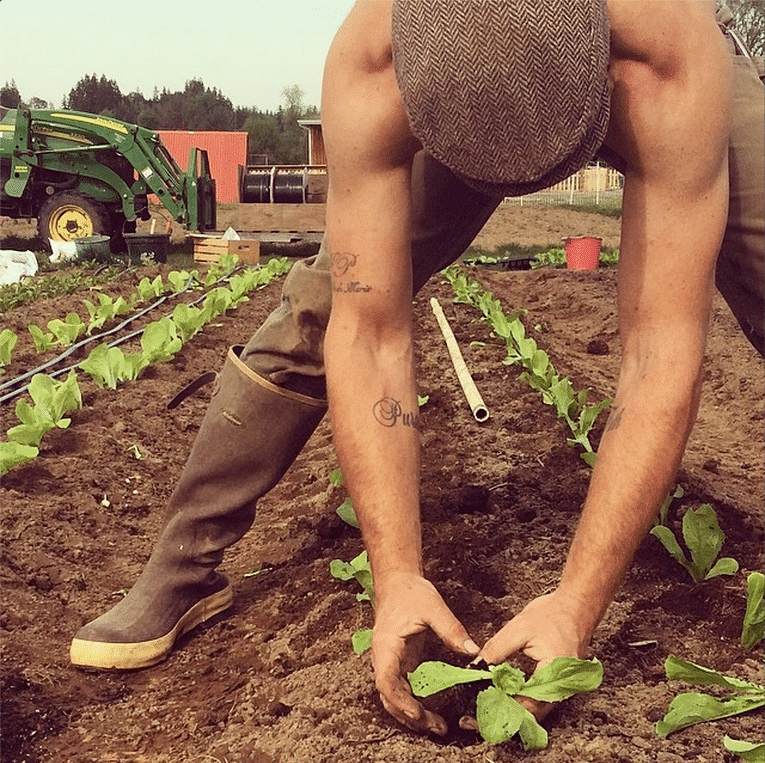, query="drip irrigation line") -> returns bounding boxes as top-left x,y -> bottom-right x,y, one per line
0,266 -> 243,405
